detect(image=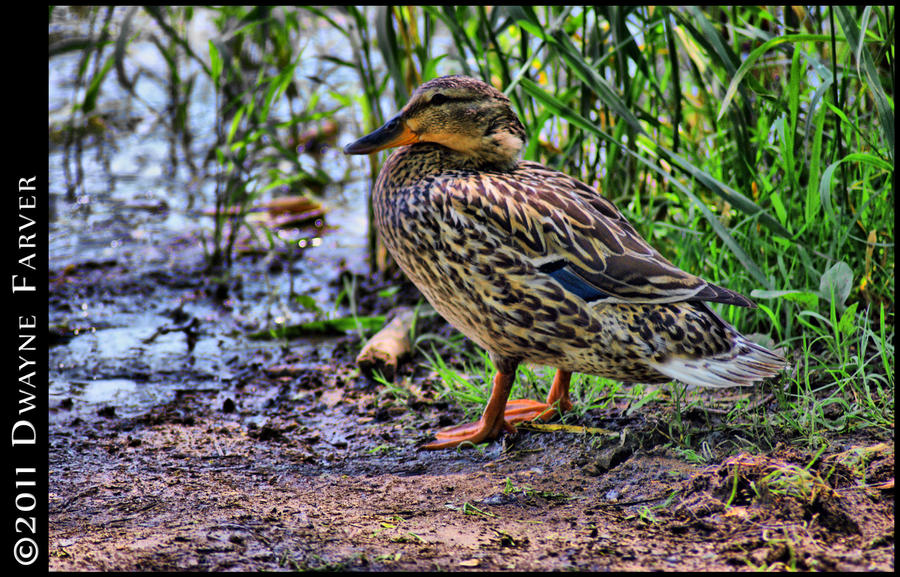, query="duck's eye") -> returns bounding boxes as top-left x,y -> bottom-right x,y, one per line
430,93 -> 449,105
